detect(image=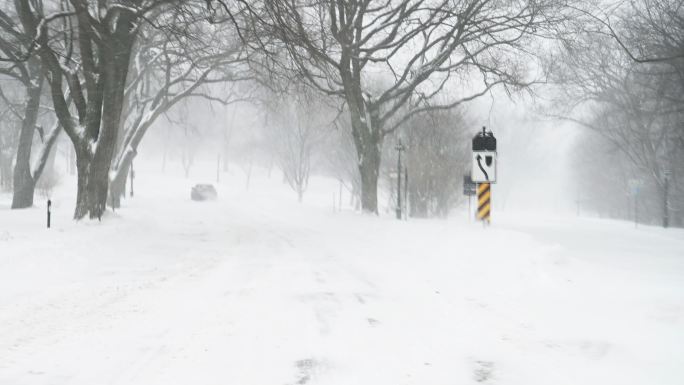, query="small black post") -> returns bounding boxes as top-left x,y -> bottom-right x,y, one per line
130,160 -> 135,198
47,200 -> 51,229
